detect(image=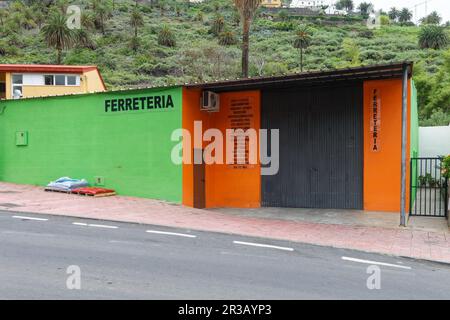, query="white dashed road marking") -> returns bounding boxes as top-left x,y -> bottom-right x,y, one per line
72,222 -> 118,229
12,215 -> 48,221
88,224 -> 119,229
233,240 -> 294,252
146,230 -> 197,238
342,256 -> 412,270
